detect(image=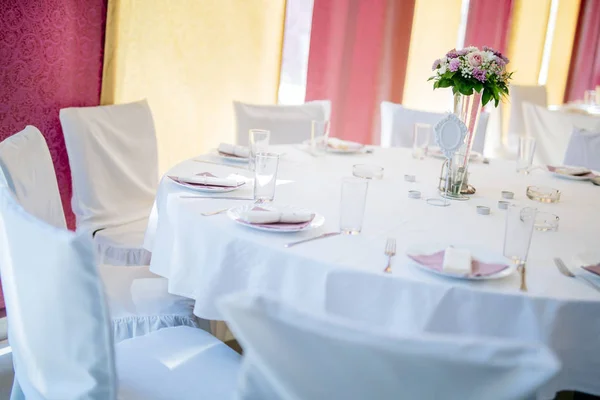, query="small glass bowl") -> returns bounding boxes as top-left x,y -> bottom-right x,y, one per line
526,186 -> 561,203
534,212 -> 559,231
352,164 -> 384,180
